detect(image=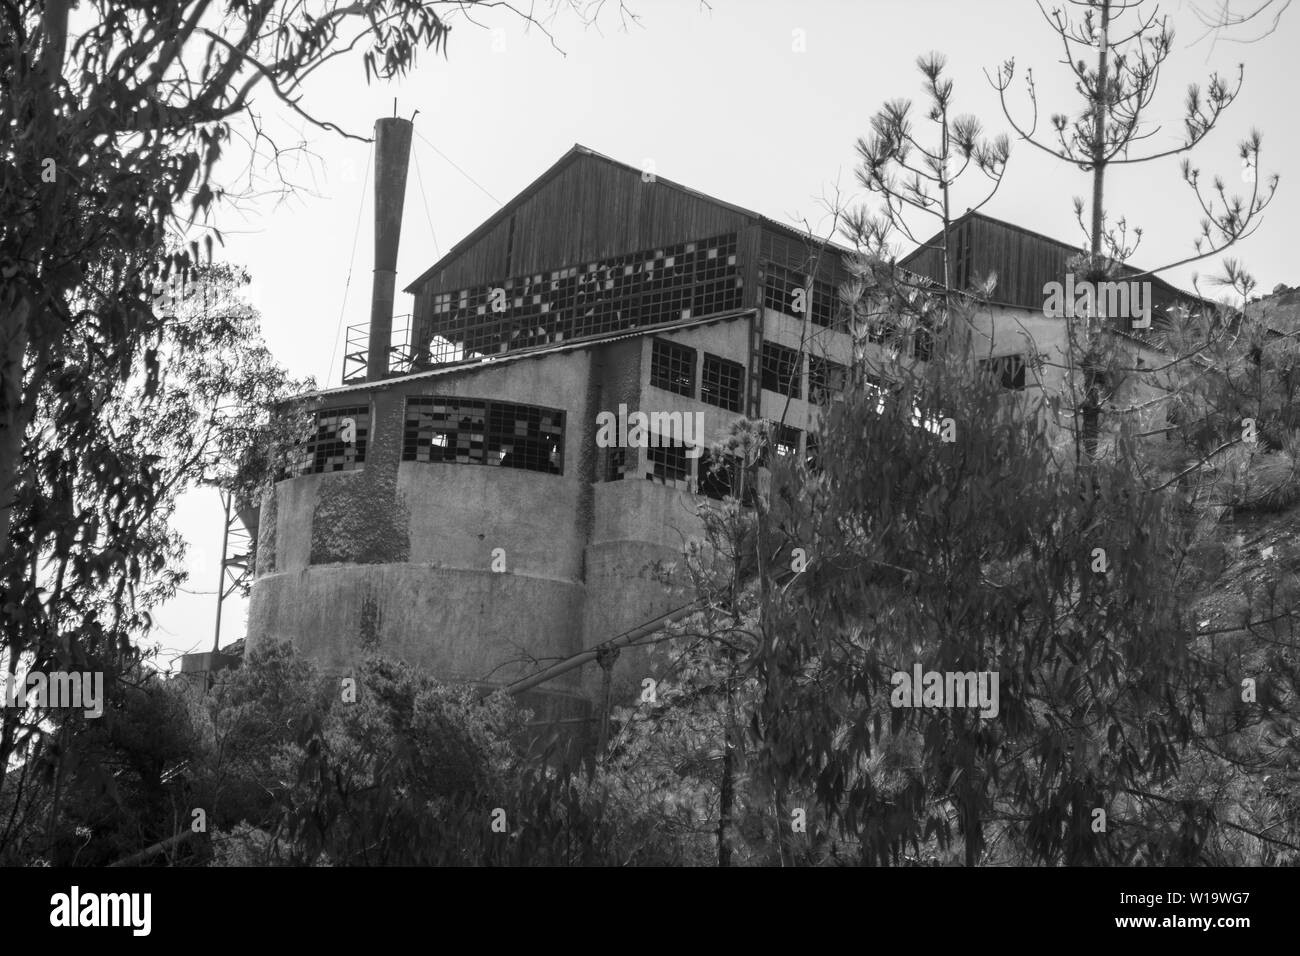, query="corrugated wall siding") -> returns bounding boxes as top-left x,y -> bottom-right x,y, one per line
408,153 -> 767,363
416,155 -> 759,294
902,212 -> 1201,320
